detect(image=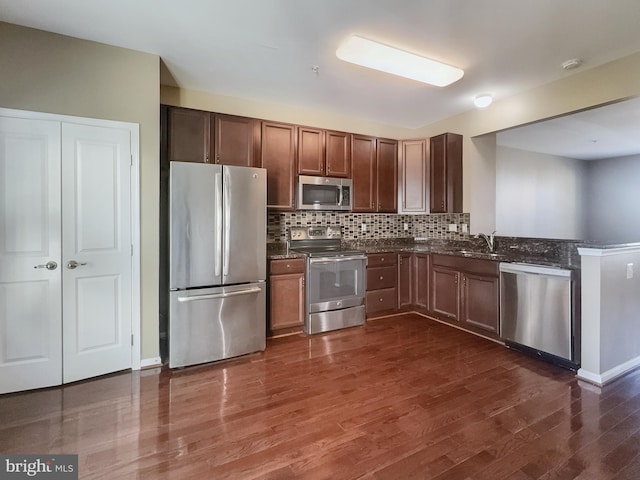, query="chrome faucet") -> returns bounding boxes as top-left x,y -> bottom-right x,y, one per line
475,231 -> 496,253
